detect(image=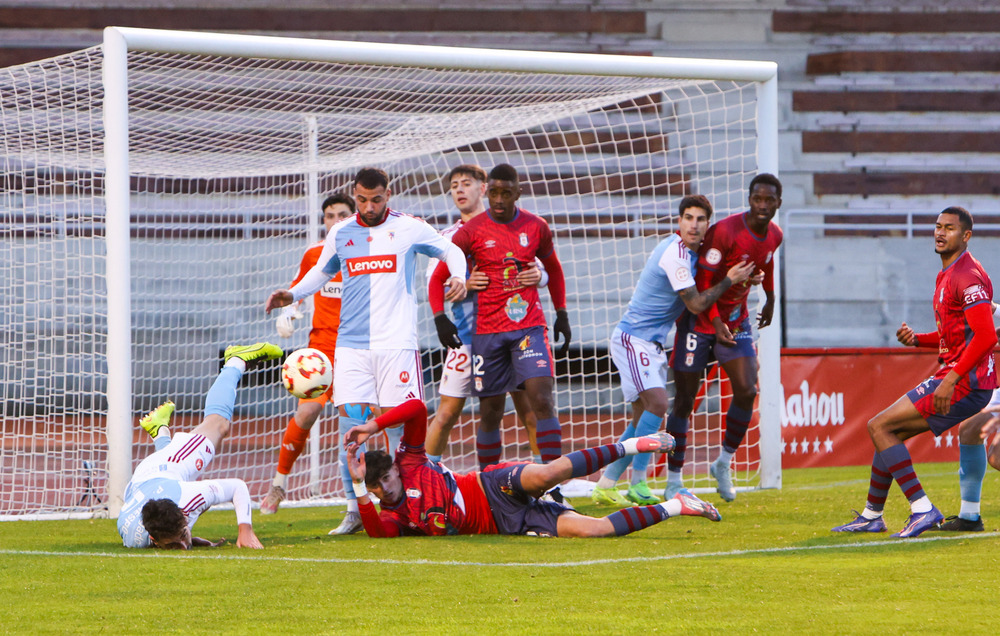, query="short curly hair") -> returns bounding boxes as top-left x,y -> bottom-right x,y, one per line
141,499 -> 187,546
